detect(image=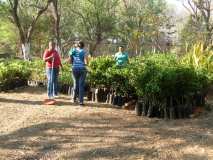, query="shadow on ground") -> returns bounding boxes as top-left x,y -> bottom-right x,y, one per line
0,97 -> 123,109
0,86 -> 212,159
0,112 -> 212,160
